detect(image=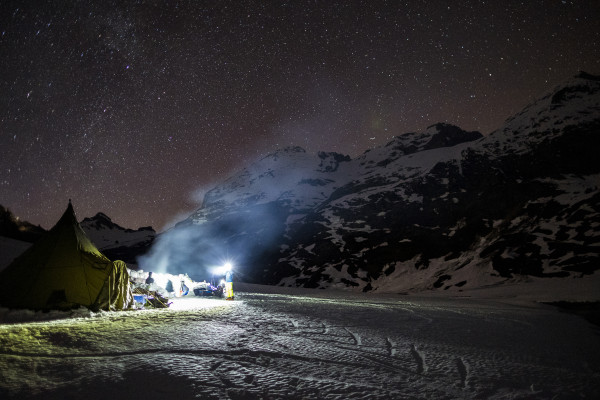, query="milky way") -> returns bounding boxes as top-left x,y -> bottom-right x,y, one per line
1,0 -> 598,231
